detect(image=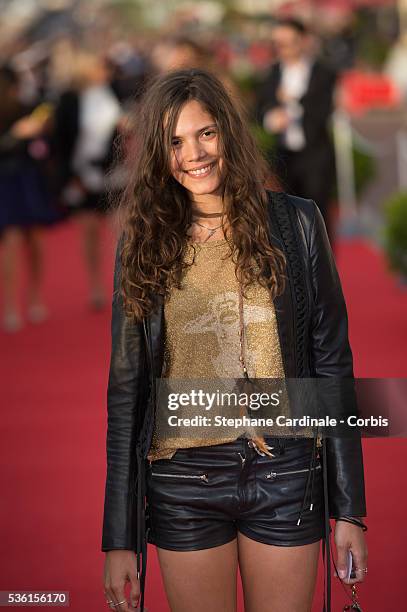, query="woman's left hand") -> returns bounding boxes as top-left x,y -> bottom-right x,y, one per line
334,520 -> 368,584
